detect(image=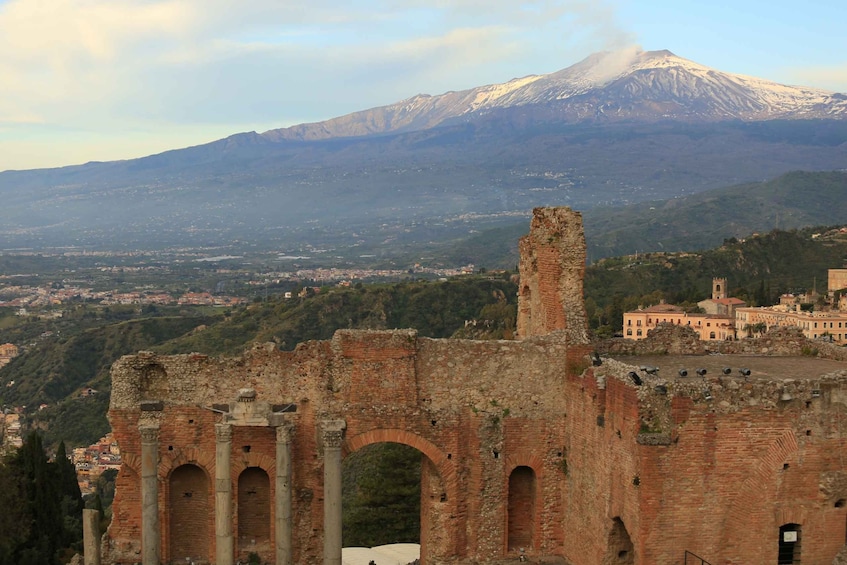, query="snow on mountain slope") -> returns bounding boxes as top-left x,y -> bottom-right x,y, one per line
262,49 -> 847,142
